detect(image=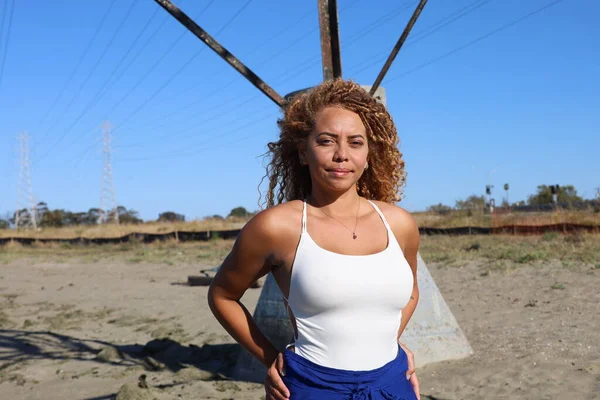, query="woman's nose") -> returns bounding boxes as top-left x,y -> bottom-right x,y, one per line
333,144 -> 348,162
